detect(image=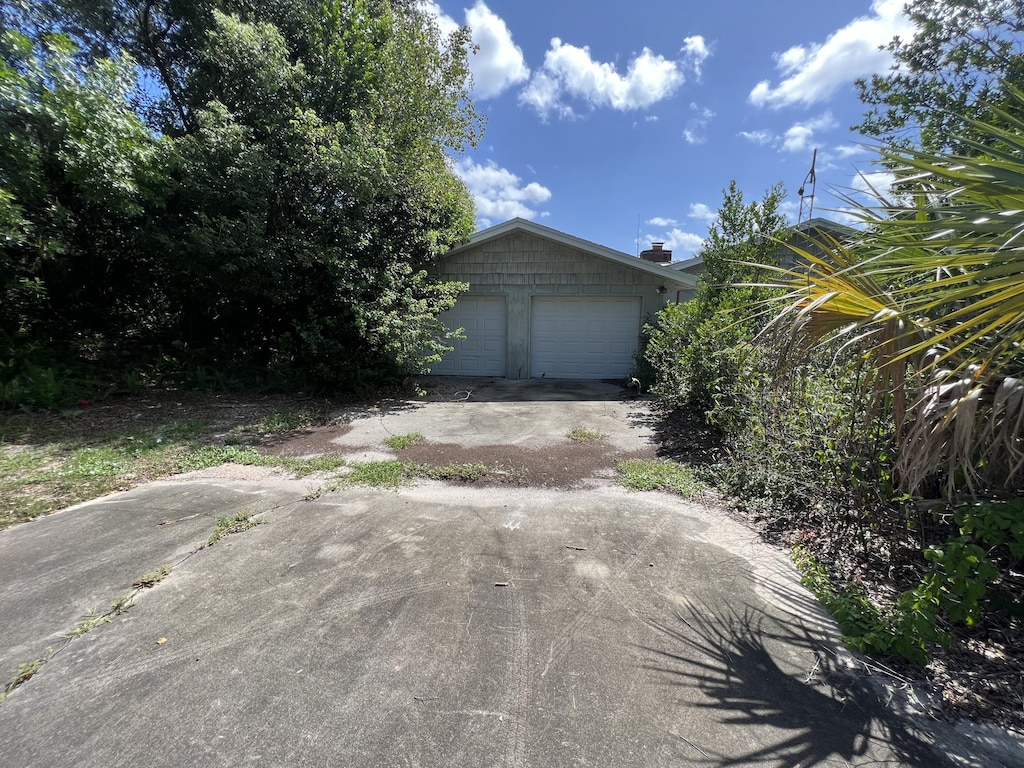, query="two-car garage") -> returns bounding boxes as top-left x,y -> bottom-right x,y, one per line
435,295 -> 643,380
427,219 -> 696,381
